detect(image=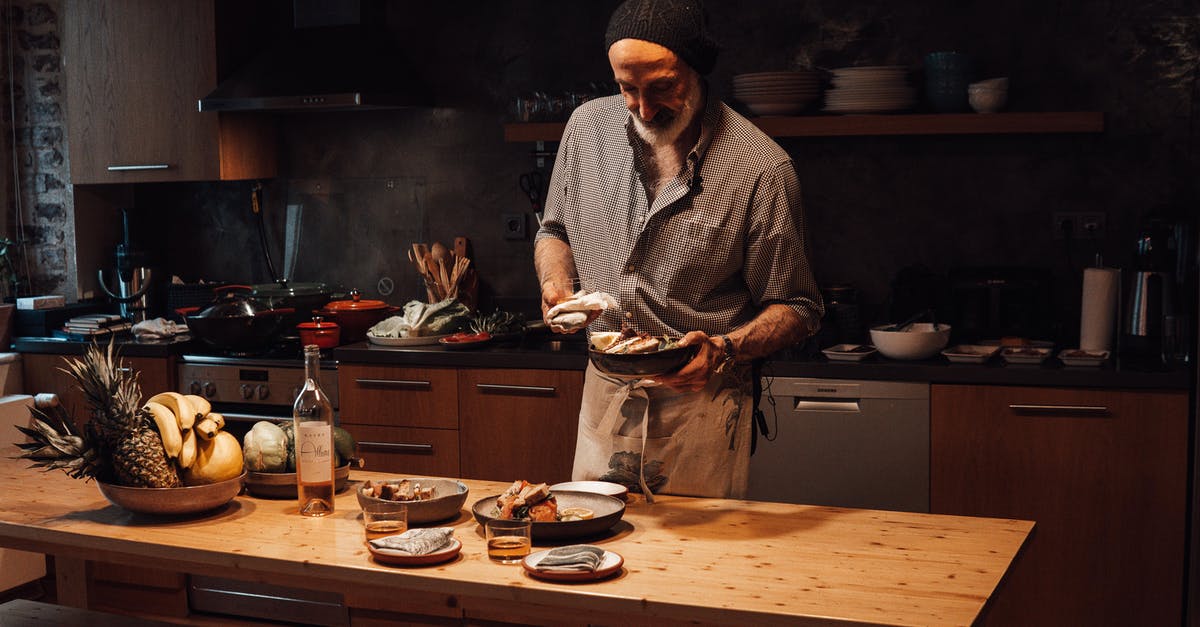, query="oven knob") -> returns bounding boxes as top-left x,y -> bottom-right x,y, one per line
203,382 -> 217,399
256,385 -> 270,401
240,384 -> 254,400
189,381 -> 202,395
